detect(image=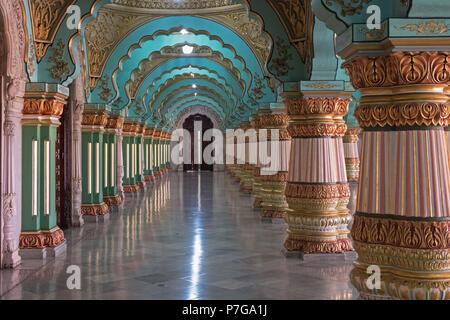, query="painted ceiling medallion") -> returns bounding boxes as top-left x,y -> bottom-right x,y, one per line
29,0 -> 77,62
113,0 -> 234,9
